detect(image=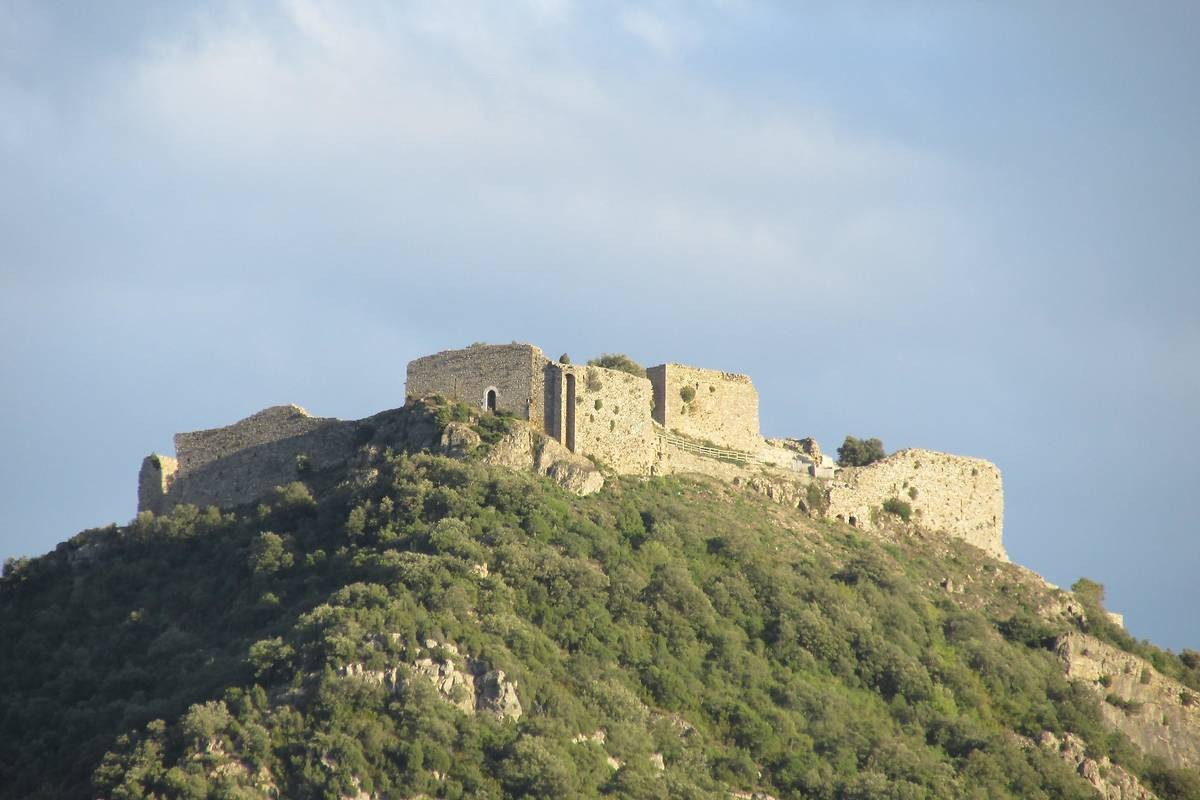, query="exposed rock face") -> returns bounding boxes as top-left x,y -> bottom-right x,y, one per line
1058,633 -> 1200,770
1038,731 -> 1158,800
339,639 -> 522,721
475,669 -> 523,719
410,647 -> 476,714
484,426 -> 604,495
438,422 -> 482,456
